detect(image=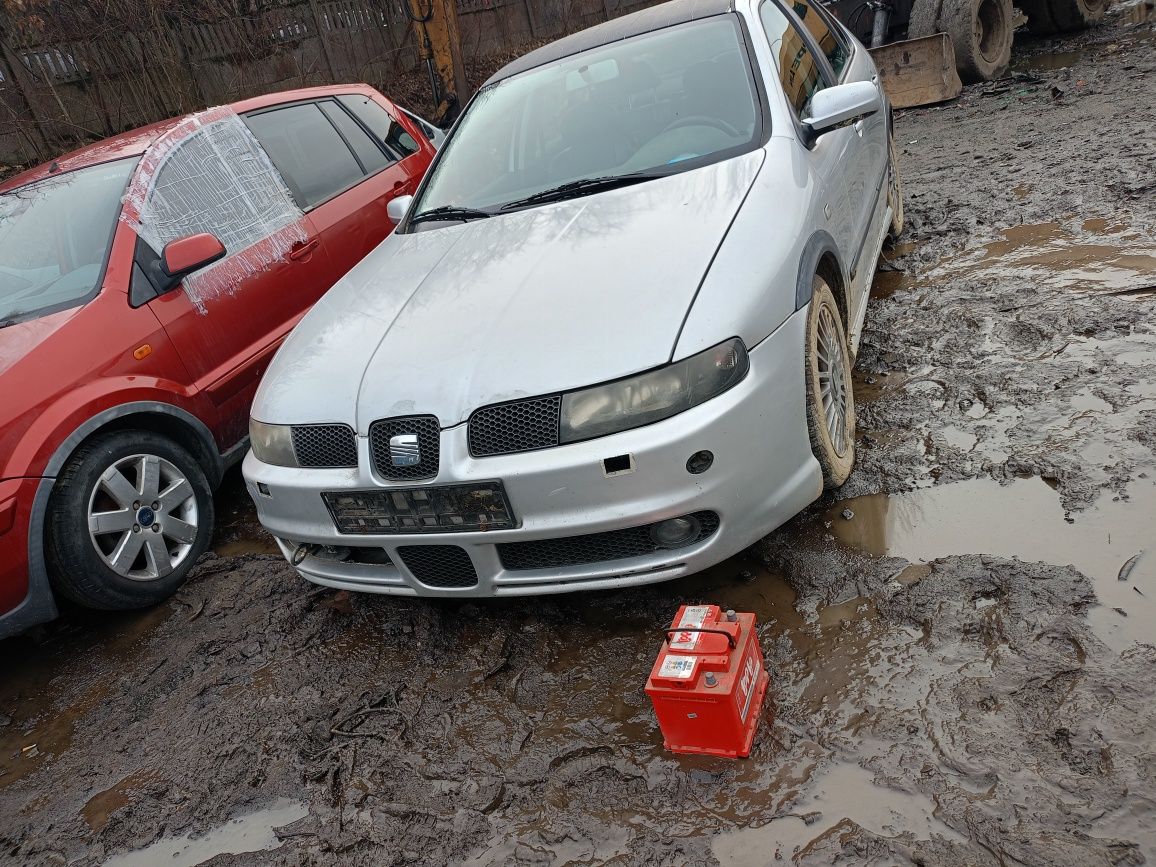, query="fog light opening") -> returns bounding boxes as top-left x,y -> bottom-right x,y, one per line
314,545 -> 351,562
686,450 -> 714,474
651,515 -> 702,549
